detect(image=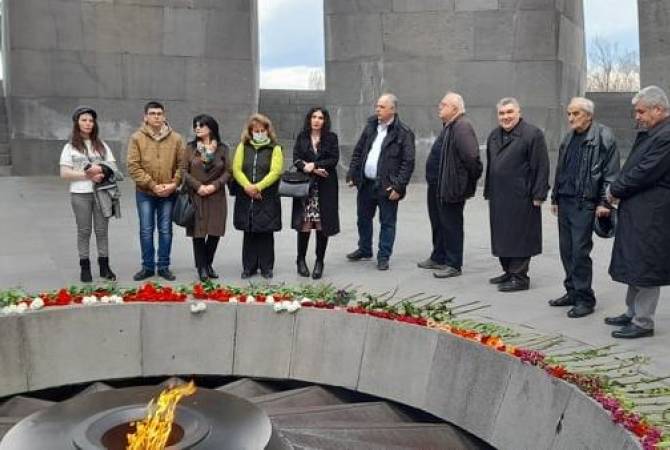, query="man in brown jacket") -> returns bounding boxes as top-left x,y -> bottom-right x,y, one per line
127,101 -> 185,281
